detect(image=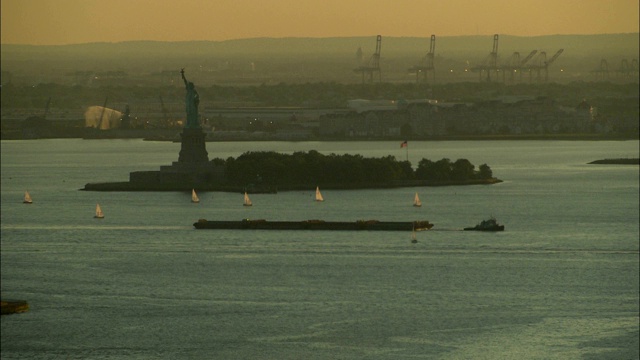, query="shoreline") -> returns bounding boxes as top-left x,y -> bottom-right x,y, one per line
2,133 -> 638,142
82,178 -> 503,193
175,133 -> 639,142
588,158 -> 639,165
